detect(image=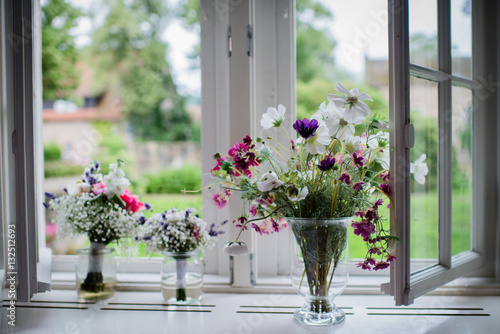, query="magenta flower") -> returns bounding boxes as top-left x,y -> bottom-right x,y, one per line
212,192 -> 229,209
352,152 -> 364,167
353,182 -> 364,191
373,261 -> 390,271
380,183 -> 391,196
339,173 -> 351,185
352,220 -> 375,239
293,118 -> 319,139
